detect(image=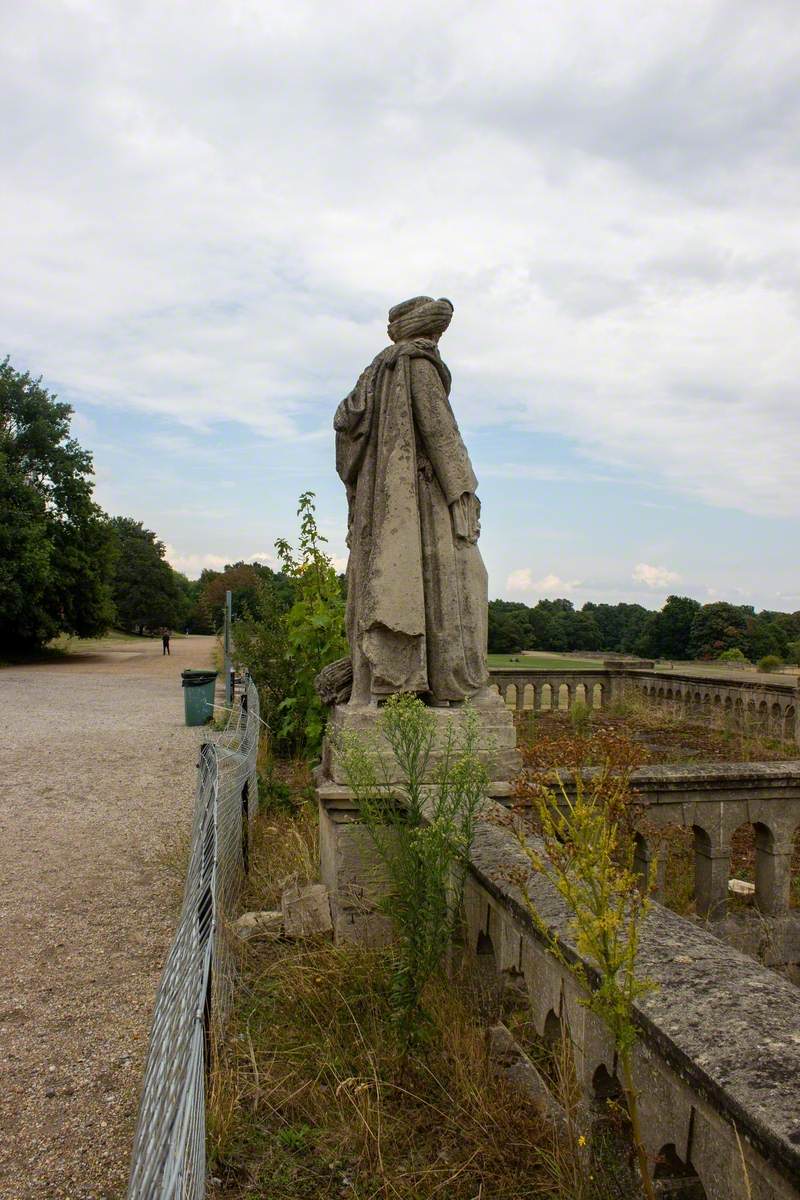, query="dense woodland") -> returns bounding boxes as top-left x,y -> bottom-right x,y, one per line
488,595 -> 800,663
2,358 -> 799,665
